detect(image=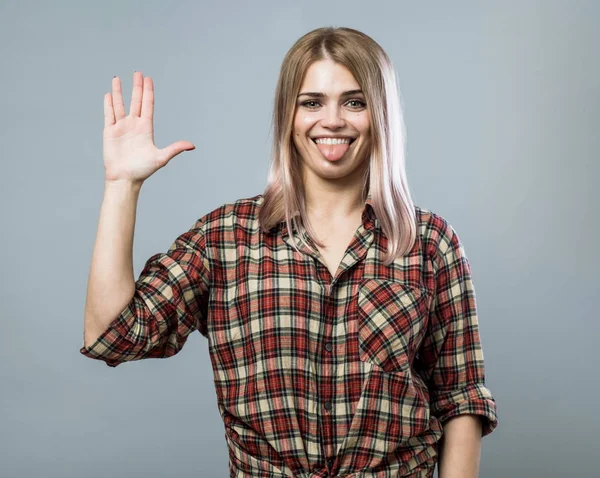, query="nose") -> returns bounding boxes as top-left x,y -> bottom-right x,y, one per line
320,104 -> 345,129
